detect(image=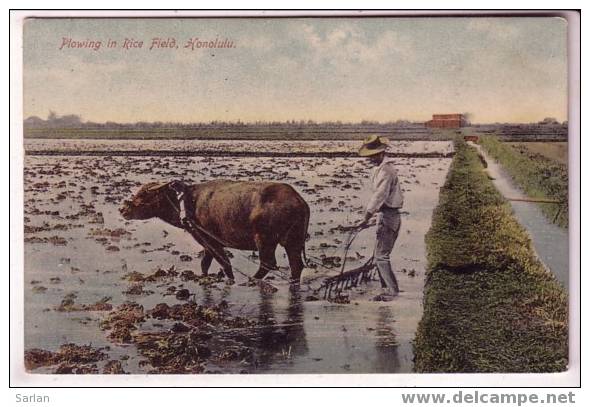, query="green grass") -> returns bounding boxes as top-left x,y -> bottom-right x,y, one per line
507,142 -> 568,166
413,139 -> 568,373
480,136 -> 568,228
